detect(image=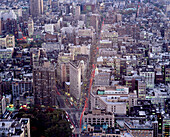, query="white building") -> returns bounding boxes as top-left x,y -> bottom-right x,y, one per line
0,10 -> 17,20
90,85 -> 137,115
42,42 -> 63,52
69,44 -> 90,56
83,109 -> 114,127
45,24 -> 55,34
98,96 -> 127,115
69,60 -> 84,100
0,118 -> 30,137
